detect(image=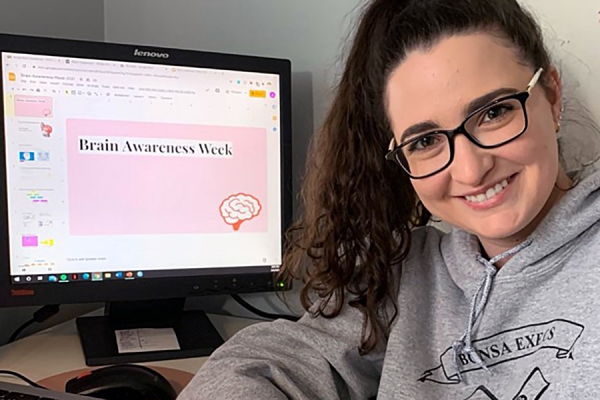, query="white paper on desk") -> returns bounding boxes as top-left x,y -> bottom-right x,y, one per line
115,328 -> 181,353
